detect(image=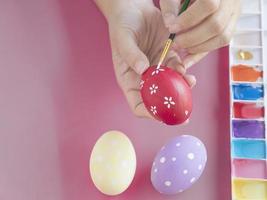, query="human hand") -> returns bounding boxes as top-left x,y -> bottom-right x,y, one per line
95,0 -> 196,118
160,0 -> 241,68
